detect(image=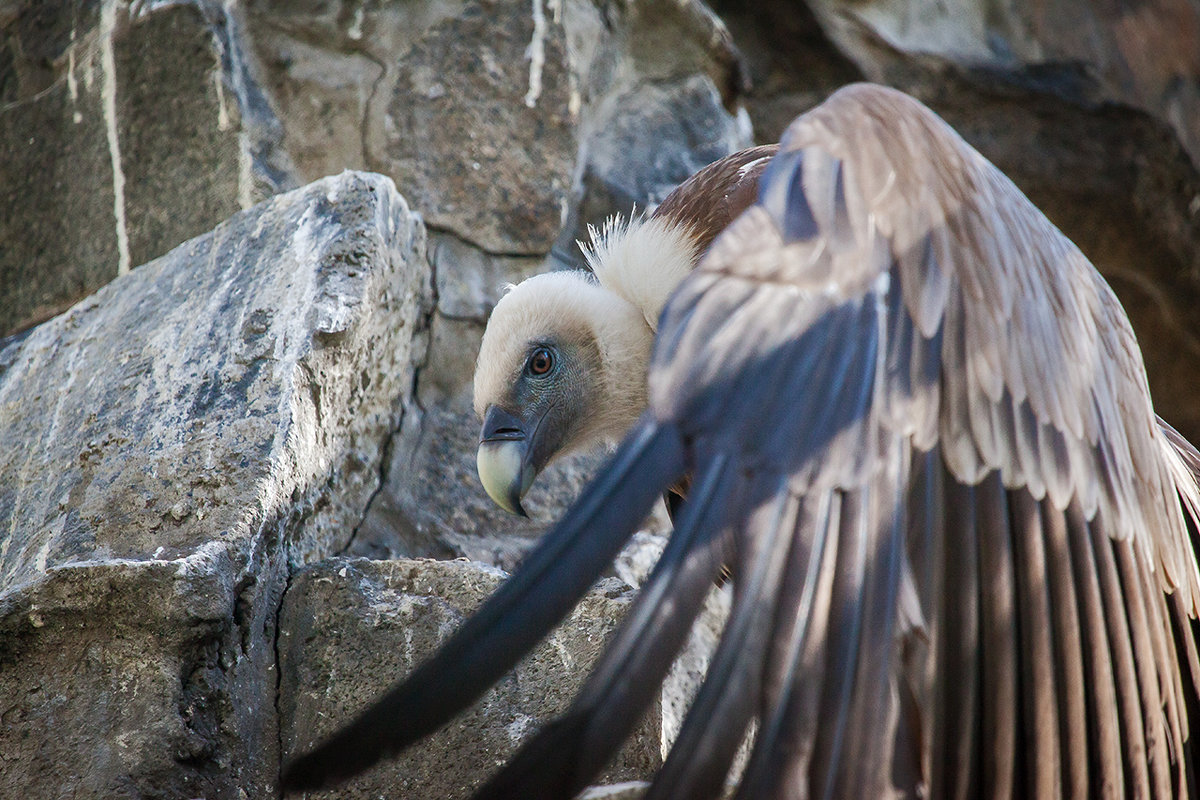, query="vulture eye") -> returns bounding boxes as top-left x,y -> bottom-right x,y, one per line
527,346 -> 554,376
